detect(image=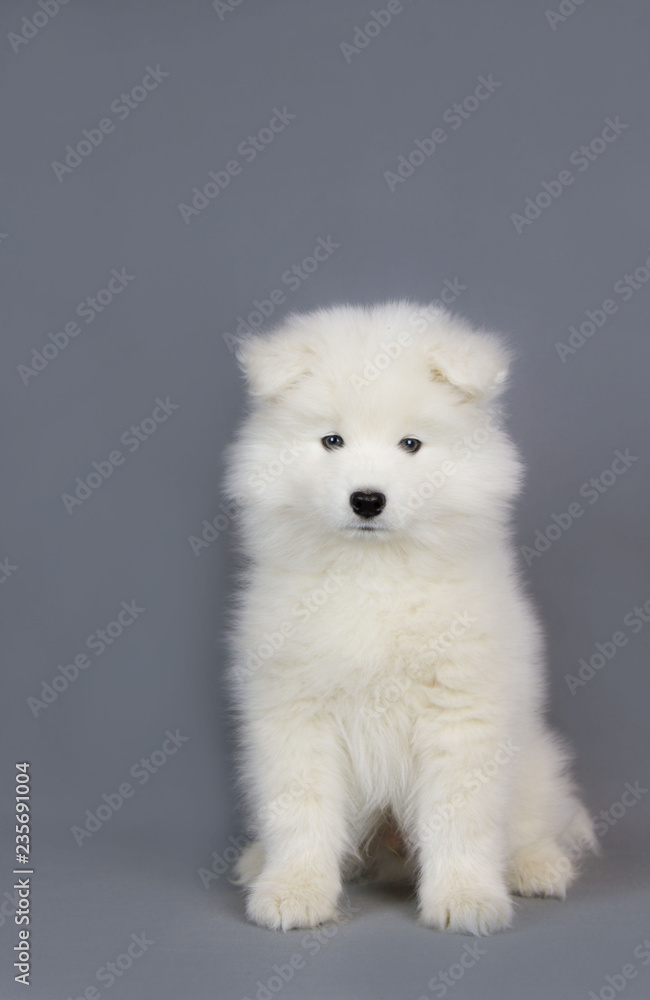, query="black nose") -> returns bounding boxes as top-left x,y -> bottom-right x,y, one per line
350,491 -> 386,518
